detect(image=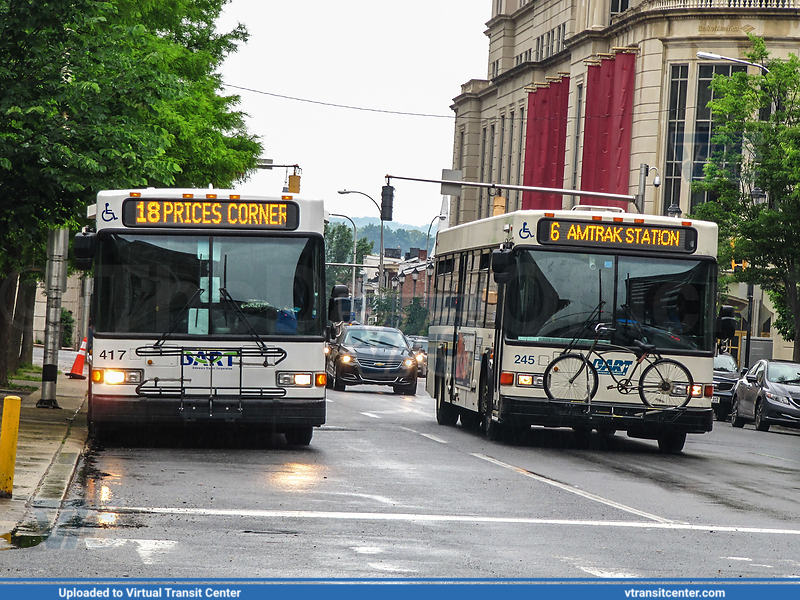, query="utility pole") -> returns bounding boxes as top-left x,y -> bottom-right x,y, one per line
38,228 -> 69,408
